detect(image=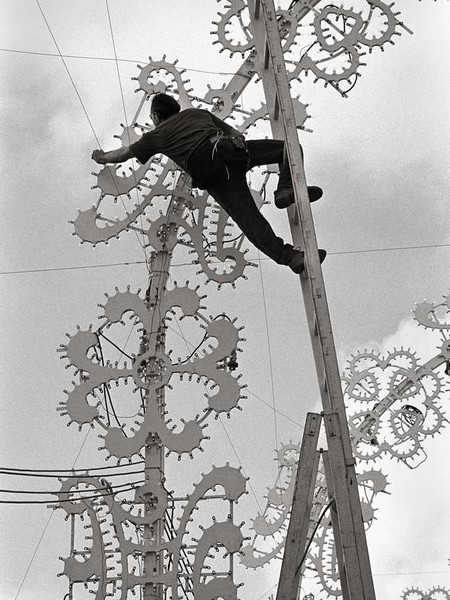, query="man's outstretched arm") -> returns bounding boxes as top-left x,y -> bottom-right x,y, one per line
92,147 -> 134,164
